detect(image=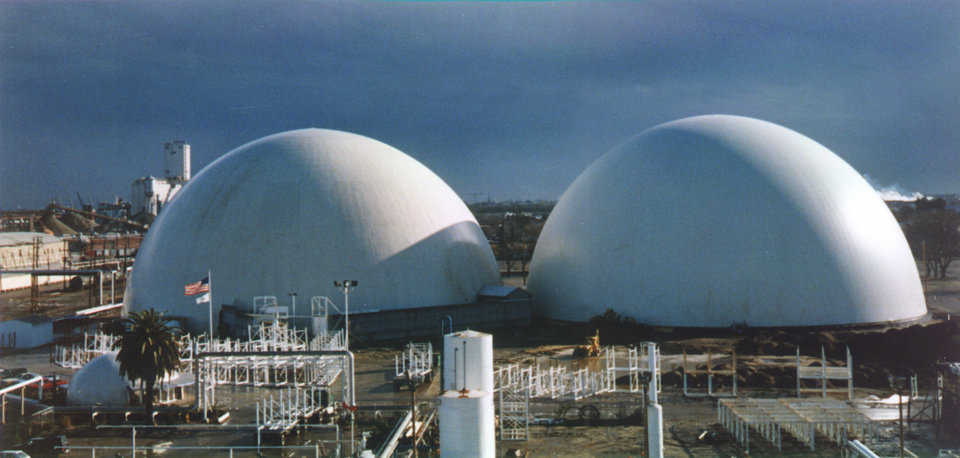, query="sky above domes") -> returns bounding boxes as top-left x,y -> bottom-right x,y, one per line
2,1 -> 958,208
